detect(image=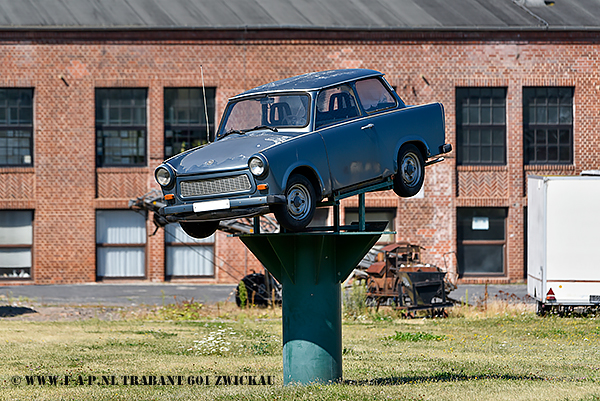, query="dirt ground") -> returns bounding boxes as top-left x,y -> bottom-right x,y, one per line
0,304 -> 145,322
